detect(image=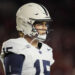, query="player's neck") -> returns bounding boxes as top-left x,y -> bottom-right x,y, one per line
24,35 -> 39,48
